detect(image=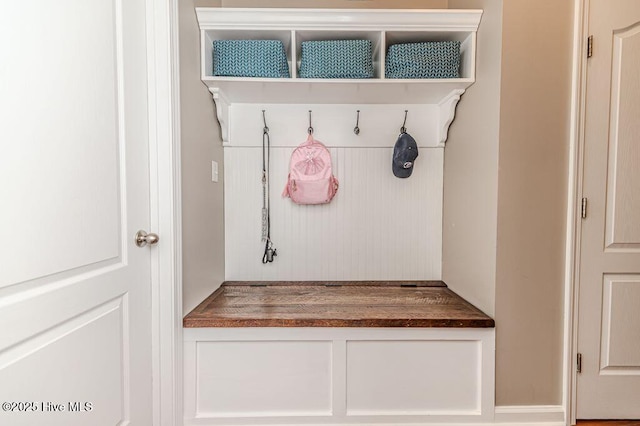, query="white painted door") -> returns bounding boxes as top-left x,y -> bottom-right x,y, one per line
0,0 -> 153,425
576,0 -> 640,419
